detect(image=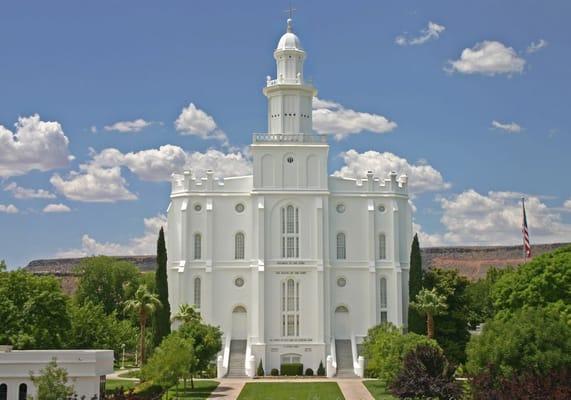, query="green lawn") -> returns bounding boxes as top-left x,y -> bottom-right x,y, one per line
237,382 -> 345,400
362,380 -> 396,400
105,379 -> 137,393
161,381 -> 219,400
